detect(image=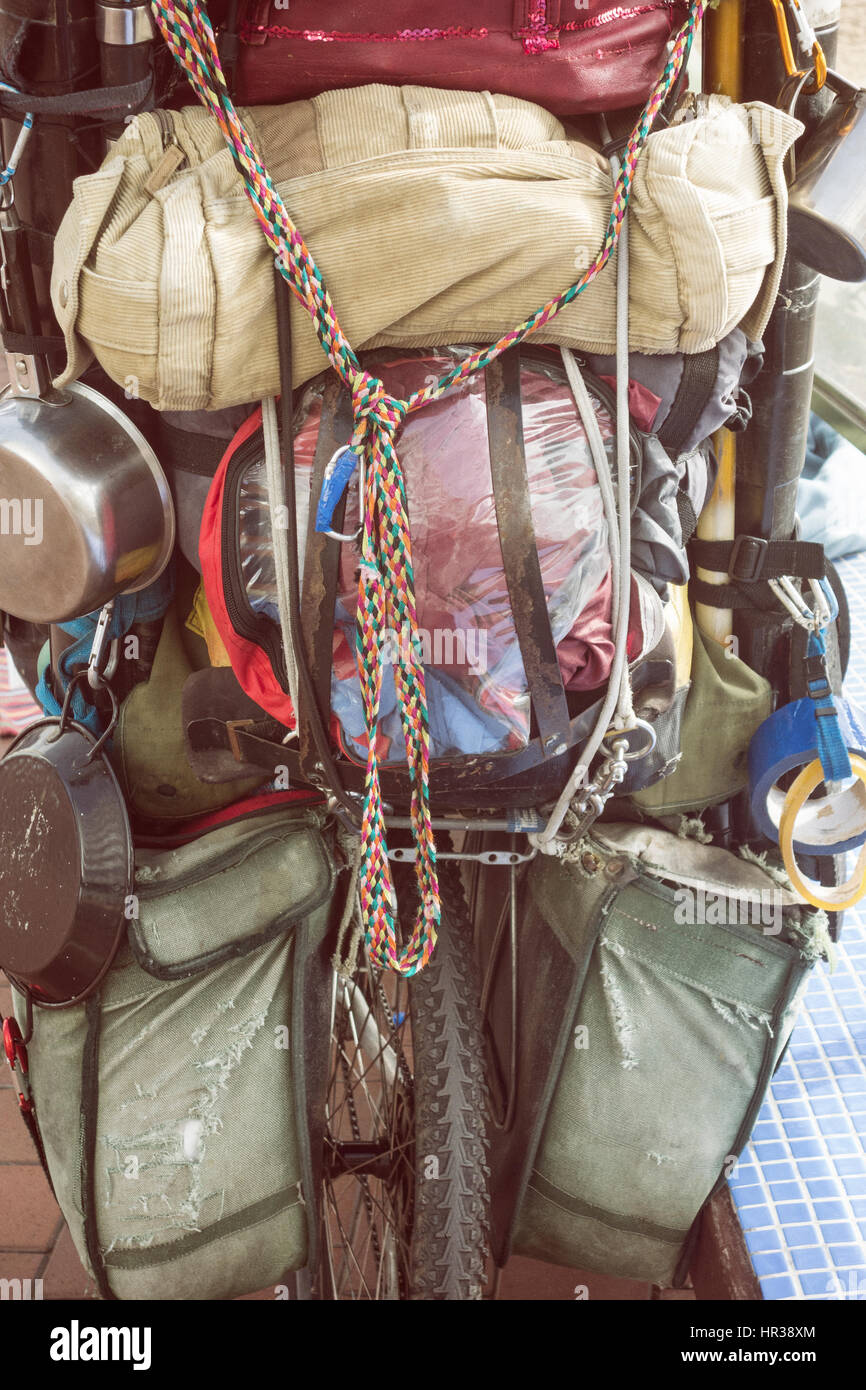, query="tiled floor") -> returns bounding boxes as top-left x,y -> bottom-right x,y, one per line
728,551 -> 866,1300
